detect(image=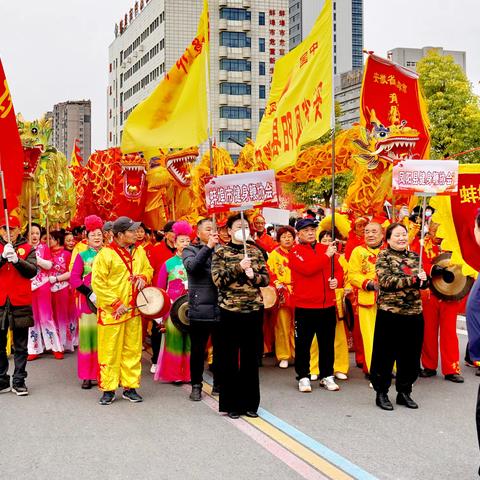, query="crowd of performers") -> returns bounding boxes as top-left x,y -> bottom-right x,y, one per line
2,206 -> 480,417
